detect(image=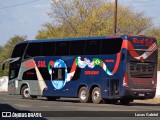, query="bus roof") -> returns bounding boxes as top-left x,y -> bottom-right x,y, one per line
18,34 -> 156,45
23,35 -> 122,43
